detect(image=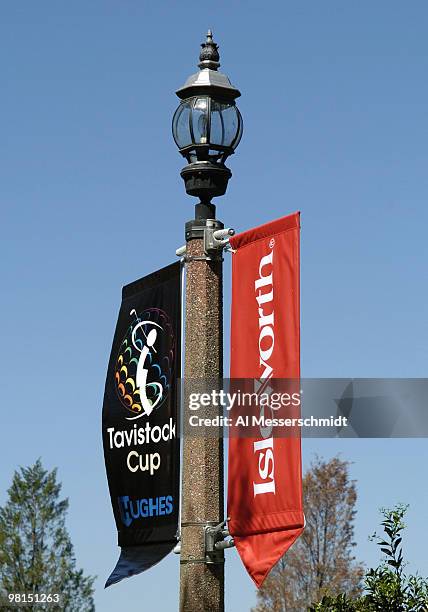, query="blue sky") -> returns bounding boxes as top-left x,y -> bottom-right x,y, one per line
1,2 -> 428,610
